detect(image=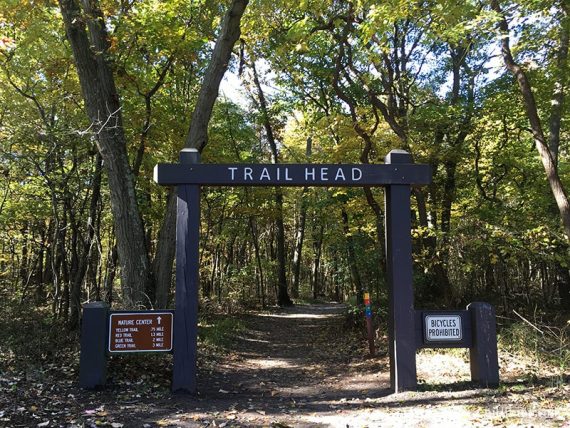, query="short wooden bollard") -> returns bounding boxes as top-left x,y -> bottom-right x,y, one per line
79,302 -> 109,389
468,302 -> 499,387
